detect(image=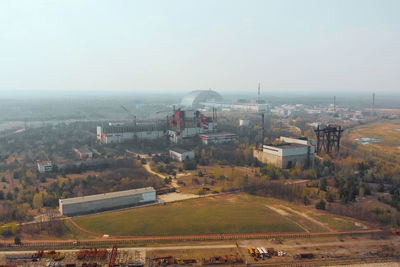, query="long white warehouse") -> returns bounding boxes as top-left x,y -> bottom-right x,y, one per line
59,187 -> 156,216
